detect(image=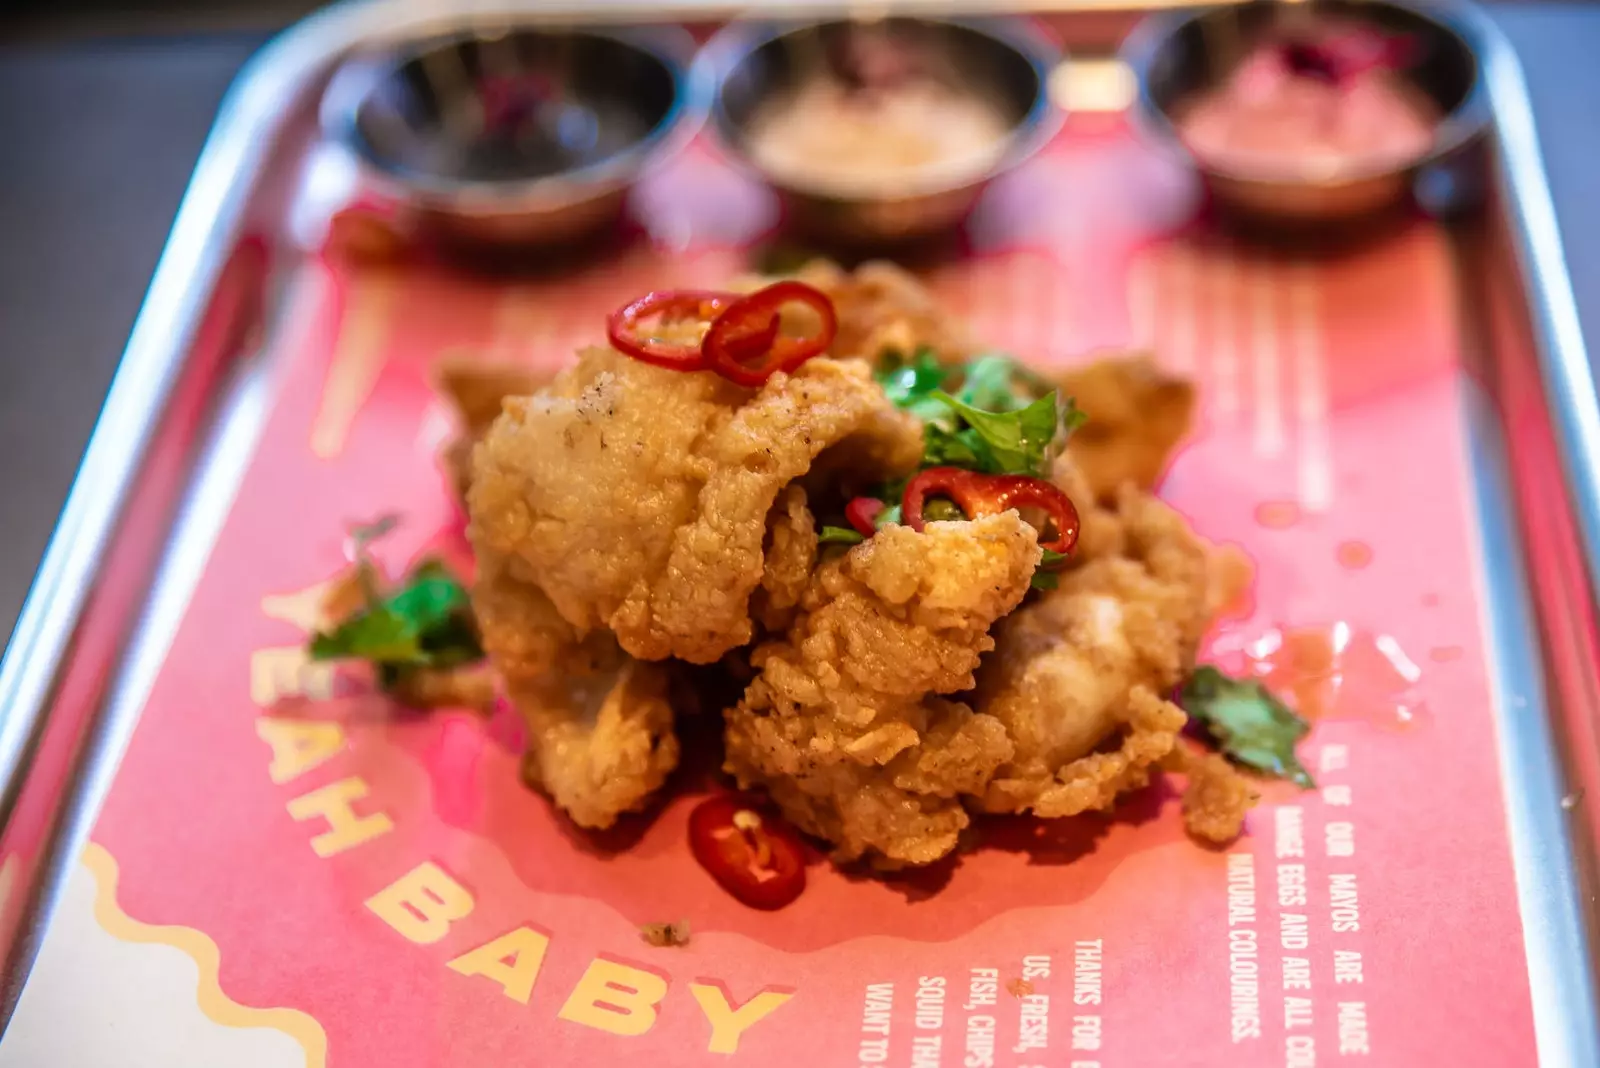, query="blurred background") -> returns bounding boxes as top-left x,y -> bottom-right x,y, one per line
0,0 -> 1597,653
